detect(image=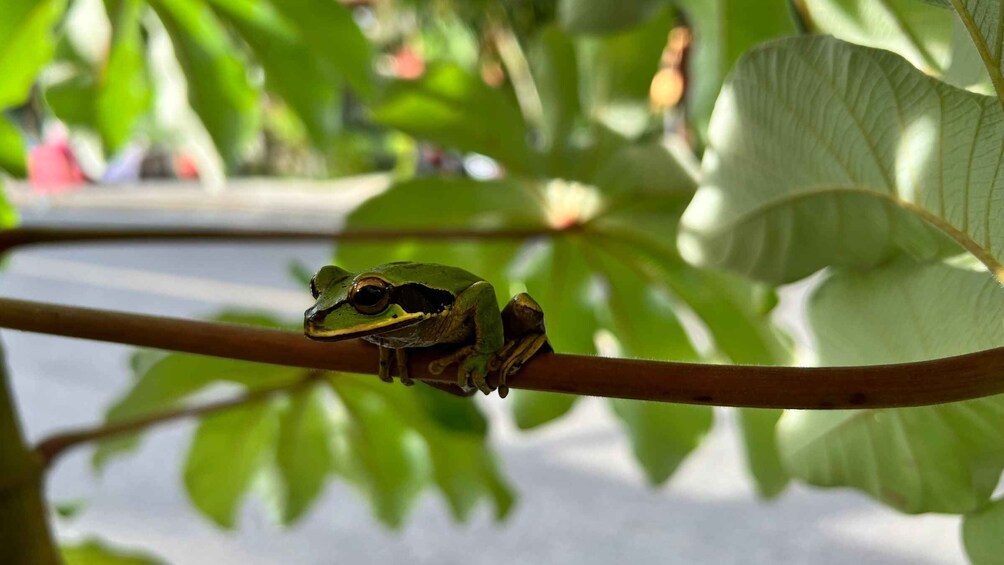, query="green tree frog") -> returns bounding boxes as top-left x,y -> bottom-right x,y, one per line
303,262 -> 549,397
